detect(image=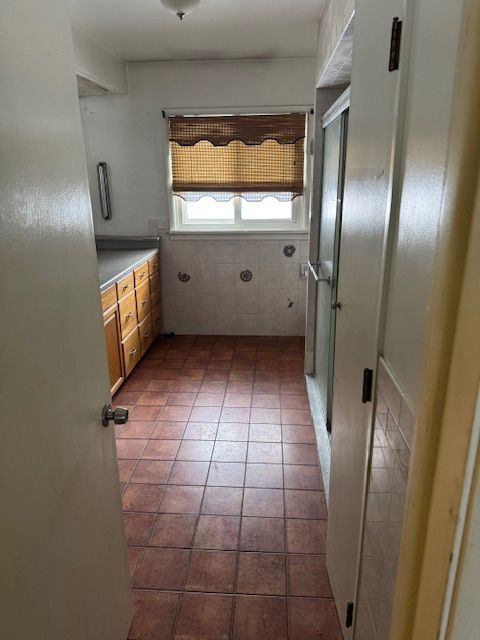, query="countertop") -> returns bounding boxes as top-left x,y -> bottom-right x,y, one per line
97,248 -> 159,292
